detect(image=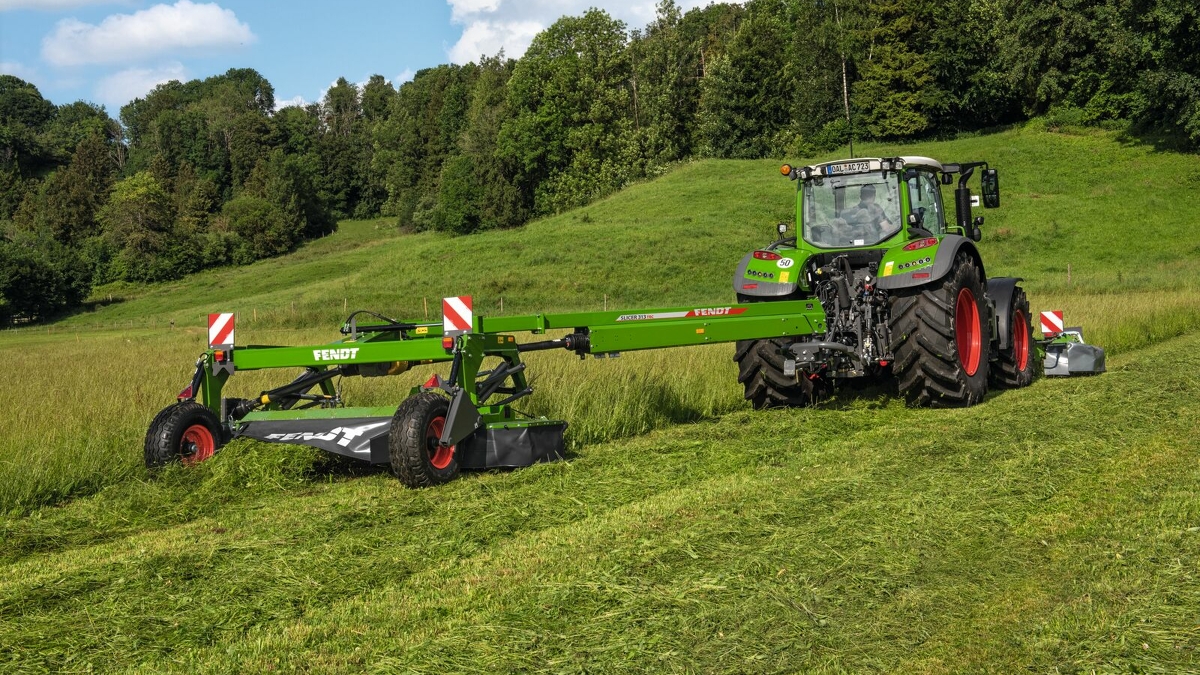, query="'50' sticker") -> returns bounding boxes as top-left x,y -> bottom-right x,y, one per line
776,258 -> 794,269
